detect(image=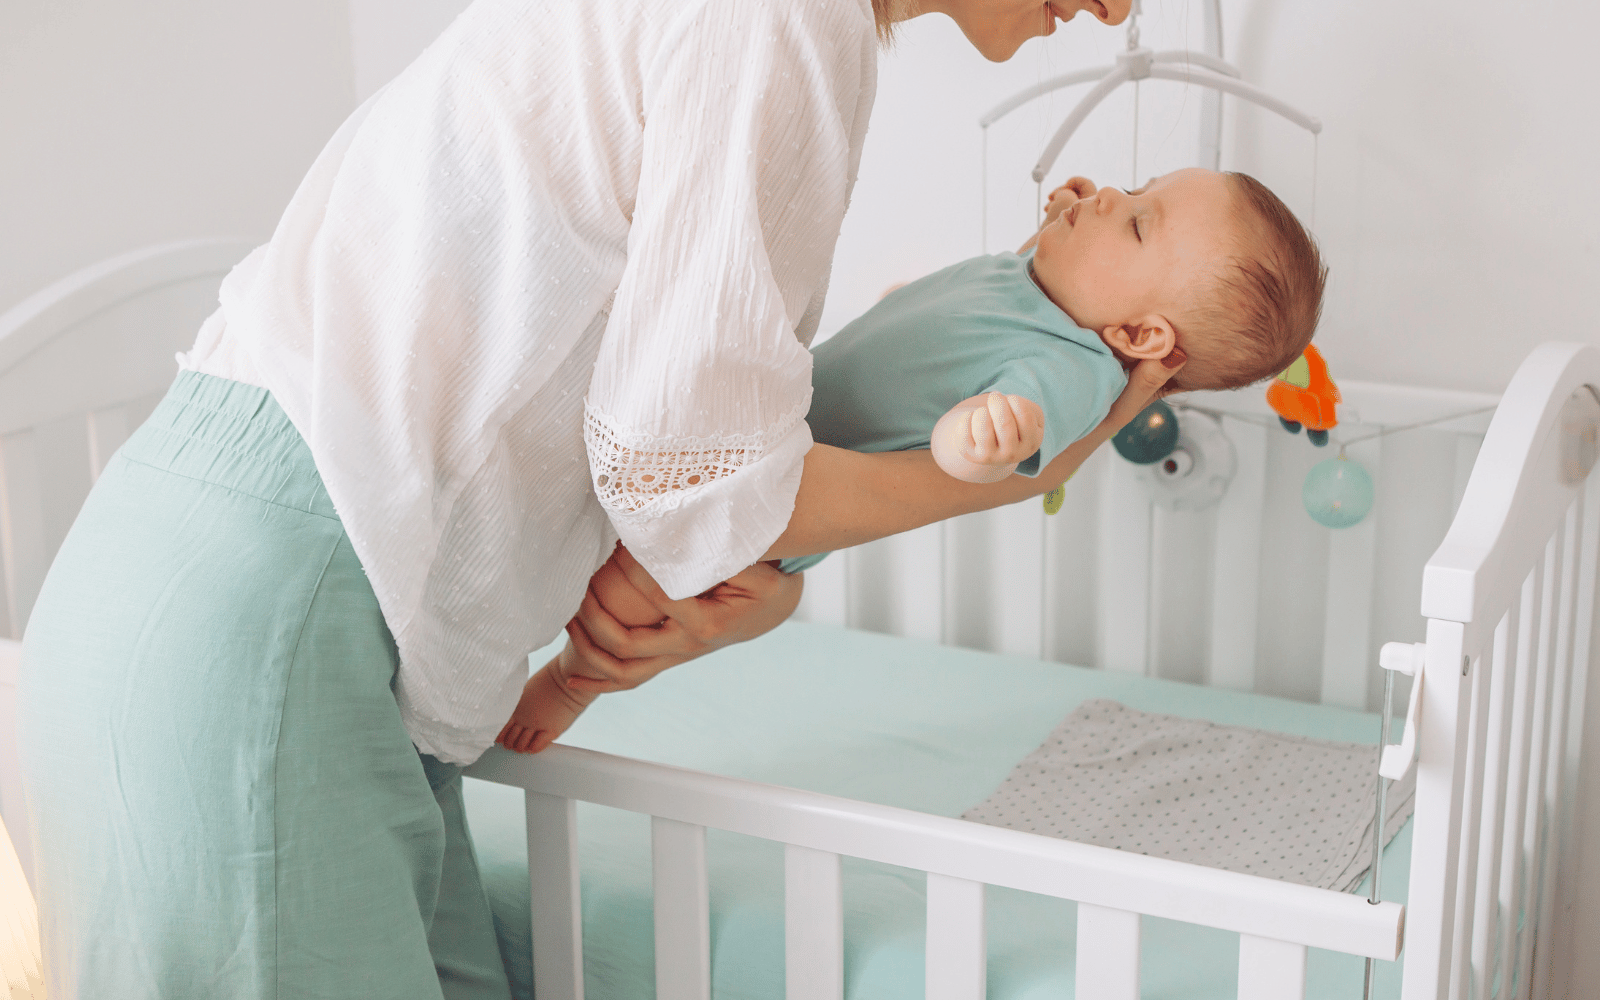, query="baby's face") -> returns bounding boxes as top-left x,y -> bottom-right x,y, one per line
1031,168 -> 1237,342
